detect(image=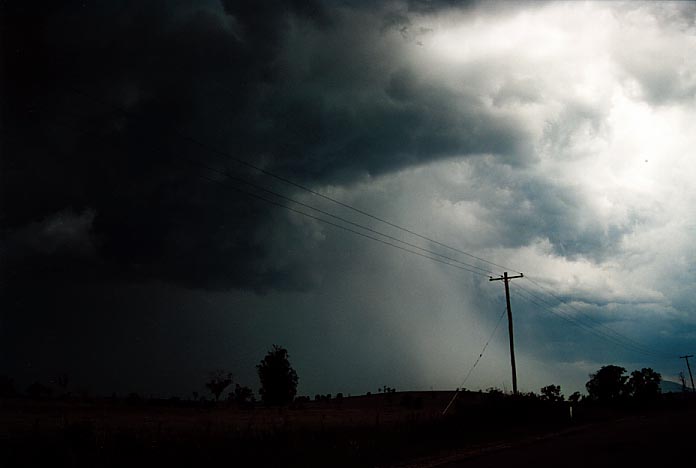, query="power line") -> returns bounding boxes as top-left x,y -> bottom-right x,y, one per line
183,159 -> 495,275
29,110 -> 495,279
190,171 -> 492,278
513,287 -> 649,357
442,308 -> 507,415
514,286 -> 667,358
173,158 -> 678,362
34,113 -> 671,361
65,85 -> 520,275
522,275 -> 667,357
30,87 -> 671,363
516,282 -> 672,359
513,285 -> 673,359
